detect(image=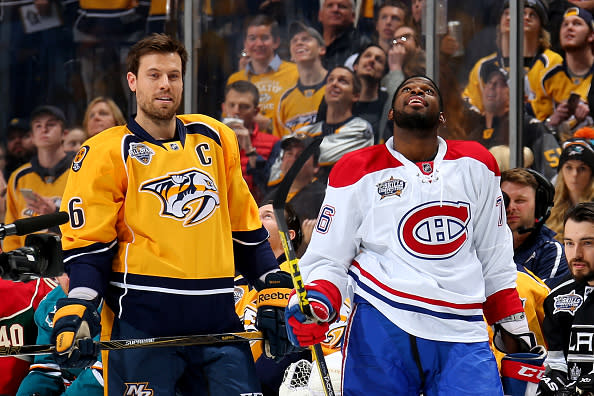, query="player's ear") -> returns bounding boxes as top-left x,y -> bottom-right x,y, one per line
439,112 -> 446,124
388,109 -> 394,121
